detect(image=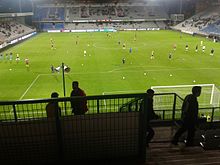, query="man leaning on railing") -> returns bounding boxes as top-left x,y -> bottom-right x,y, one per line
70,81 -> 88,115
140,89 -> 160,147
